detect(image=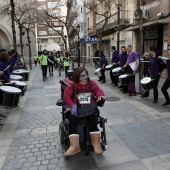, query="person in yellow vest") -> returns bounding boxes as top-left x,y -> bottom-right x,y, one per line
16,55 -> 26,69
63,52 -> 70,77
56,52 -> 63,76
39,50 -> 53,81
34,54 -> 38,67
